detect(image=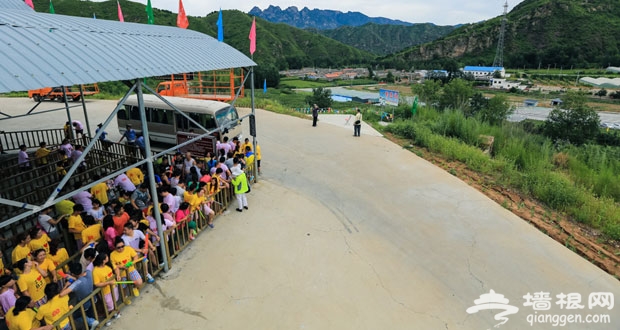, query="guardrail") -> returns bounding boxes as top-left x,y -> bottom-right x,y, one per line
50,164 -> 256,329
0,128 -> 66,151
